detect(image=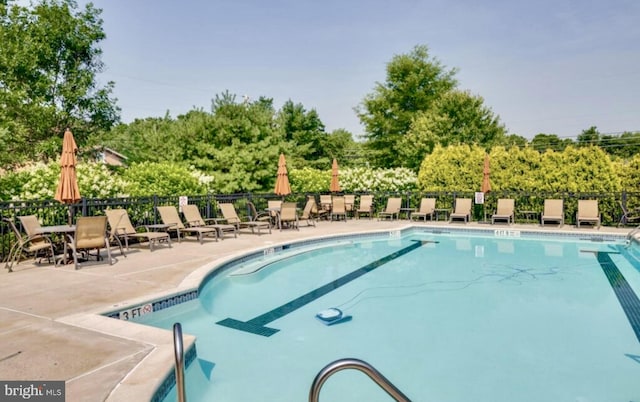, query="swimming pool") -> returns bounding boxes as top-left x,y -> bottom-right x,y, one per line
131,228 -> 640,401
